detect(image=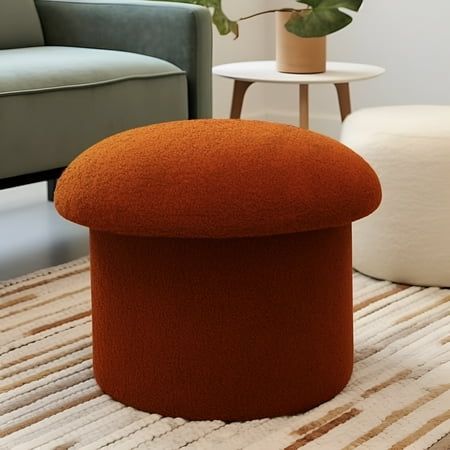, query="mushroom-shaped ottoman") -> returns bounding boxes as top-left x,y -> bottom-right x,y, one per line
55,119 -> 381,421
